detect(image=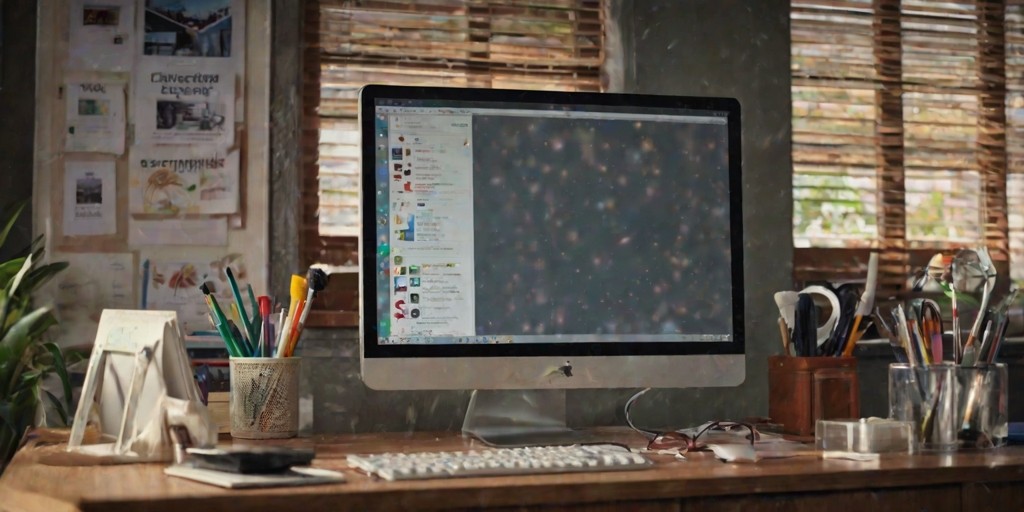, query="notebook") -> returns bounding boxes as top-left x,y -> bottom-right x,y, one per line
164,465 -> 346,489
